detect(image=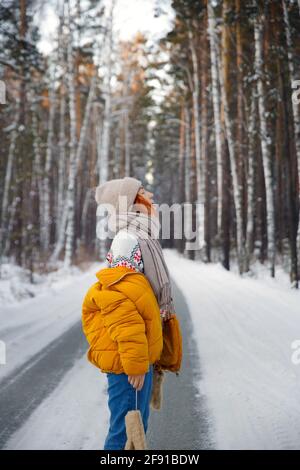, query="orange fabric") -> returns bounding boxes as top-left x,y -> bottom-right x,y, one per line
156,314 -> 182,373
82,266 -> 164,375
